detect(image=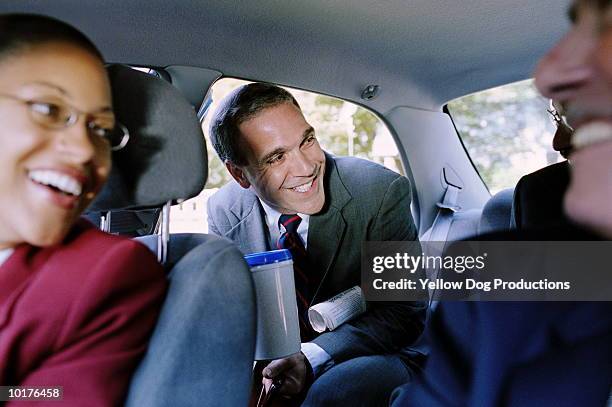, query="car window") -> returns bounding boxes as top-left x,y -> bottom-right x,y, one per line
447,79 -> 560,195
170,78 -> 404,233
